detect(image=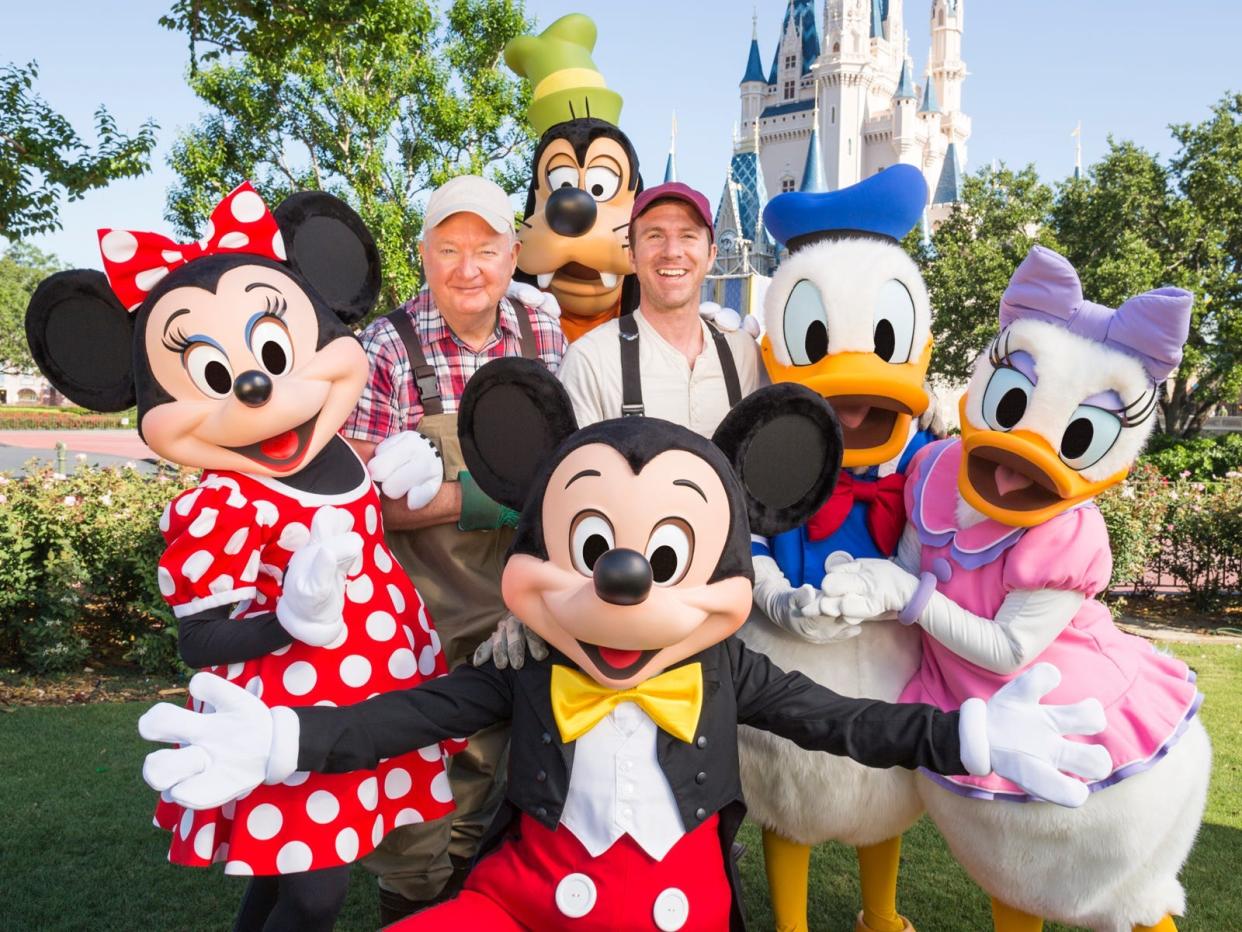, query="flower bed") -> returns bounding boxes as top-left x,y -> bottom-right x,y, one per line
0,409 -> 133,430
